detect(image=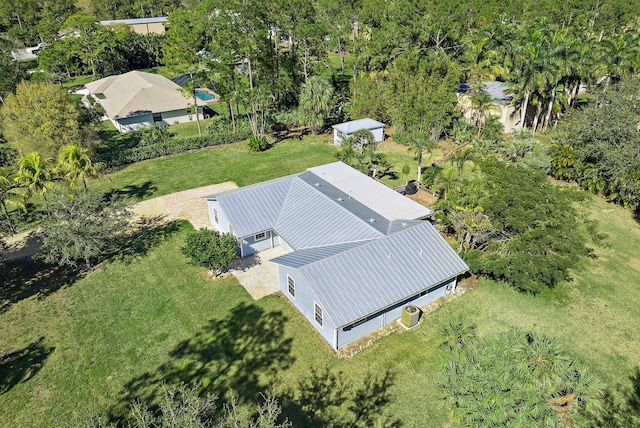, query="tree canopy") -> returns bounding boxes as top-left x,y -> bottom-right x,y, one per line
36,187 -> 130,269
437,158 -> 595,293
551,77 -> 640,209
440,317 -> 603,427
0,81 -> 83,158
